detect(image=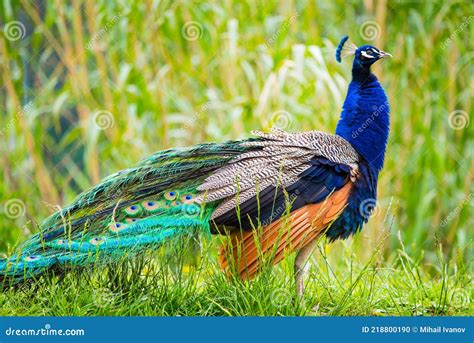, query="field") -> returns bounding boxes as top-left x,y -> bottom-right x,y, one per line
0,0 -> 472,316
